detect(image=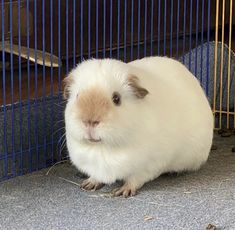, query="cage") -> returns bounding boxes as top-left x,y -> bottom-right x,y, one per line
0,0 -> 234,182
